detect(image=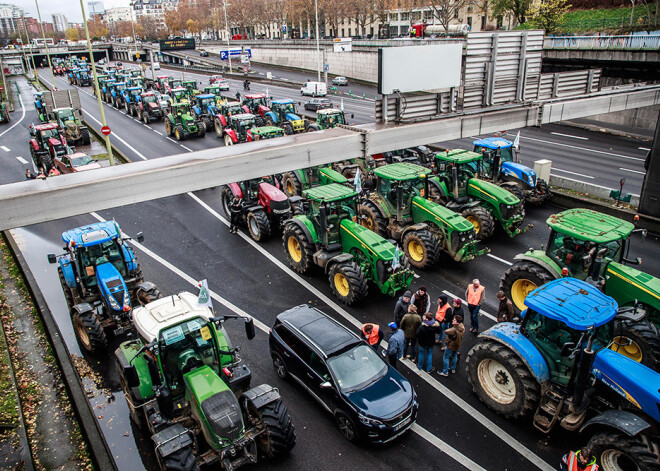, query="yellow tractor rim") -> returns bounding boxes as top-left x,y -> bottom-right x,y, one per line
286,181 -> 295,195
334,273 -> 350,297
511,278 -> 537,311
360,216 -> 374,231
466,216 -> 480,233
175,128 -> 181,139
287,237 -> 302,262
611,336 -> 643,363
408,240 -> 425,262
